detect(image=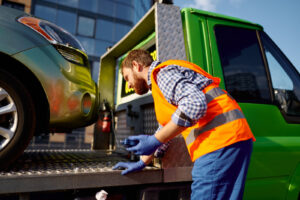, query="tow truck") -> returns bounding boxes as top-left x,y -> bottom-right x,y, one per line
1,3 -> 300,200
